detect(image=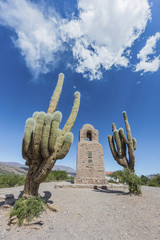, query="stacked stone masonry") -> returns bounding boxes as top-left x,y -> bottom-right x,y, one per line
75,124 -> 107,184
